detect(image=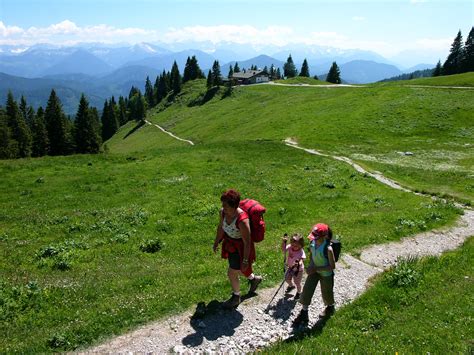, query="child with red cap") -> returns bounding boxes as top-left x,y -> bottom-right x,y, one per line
293,223 -> 336,325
